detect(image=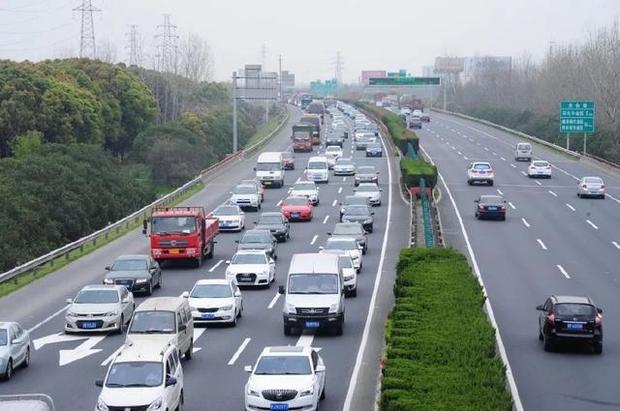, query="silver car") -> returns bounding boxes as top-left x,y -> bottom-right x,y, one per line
333,158 -> 356,175
354,166 -> 379,186
577,176 -> 605,199
0,322 -> 31,380
64,285 -> 134,334
353,183 -> 382,206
